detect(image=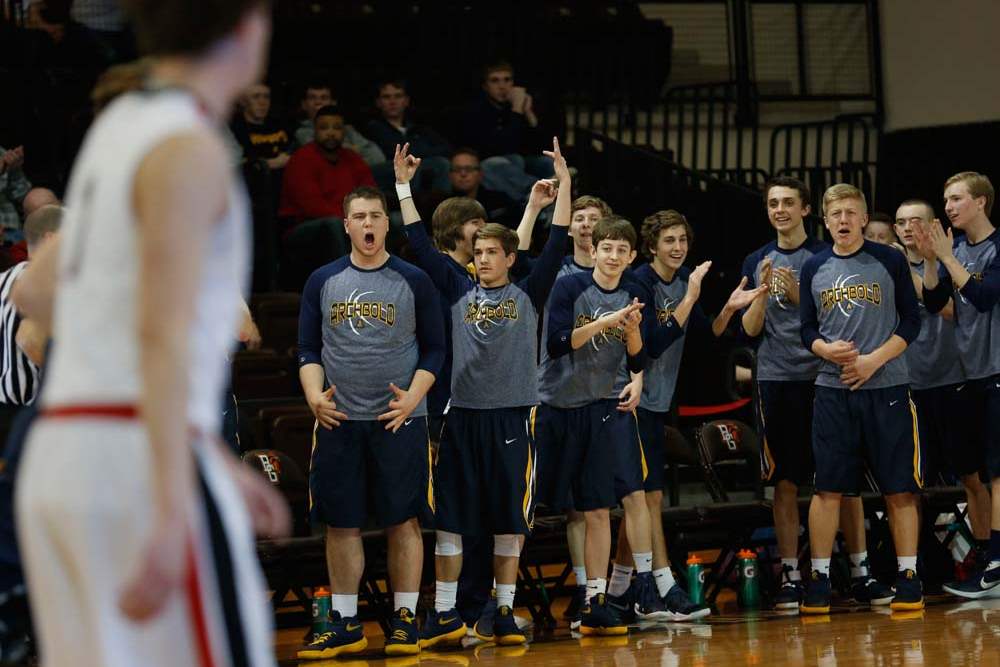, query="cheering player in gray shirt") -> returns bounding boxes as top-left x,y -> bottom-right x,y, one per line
395,138 -> 571,645
741,177 -> 887,610
798,184 -> 922,615
894,199 -> 992,579
297,186 -> 445,659
916,172 -> 1000,598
